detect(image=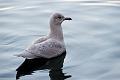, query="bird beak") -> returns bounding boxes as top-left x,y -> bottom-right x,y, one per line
64,17 -> 72,20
